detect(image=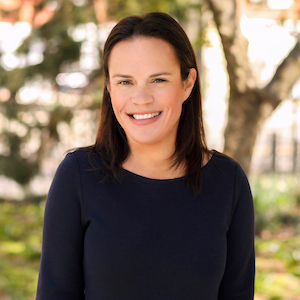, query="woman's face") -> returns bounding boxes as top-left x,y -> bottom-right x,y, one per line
107,36 -> 196,150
